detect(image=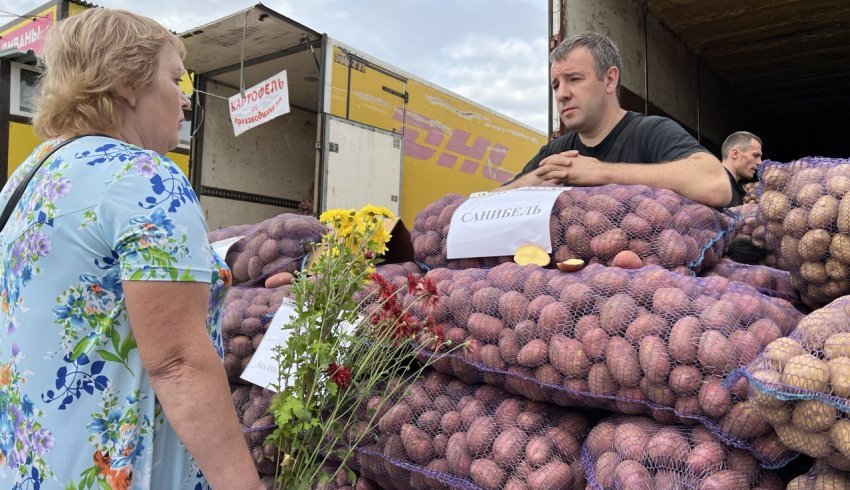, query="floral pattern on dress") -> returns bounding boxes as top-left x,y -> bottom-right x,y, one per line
71,387 -> 151,490
0,136 -> 223,489
0,359 -> 54,489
